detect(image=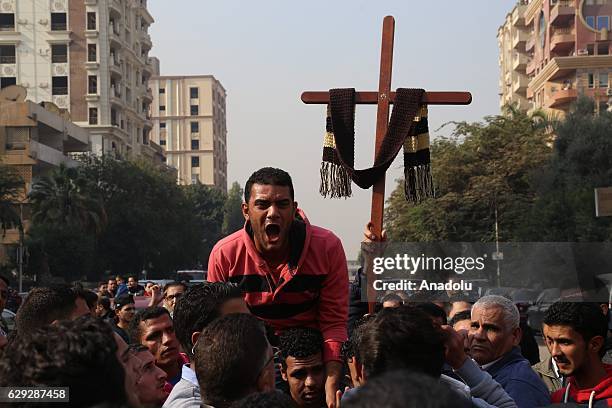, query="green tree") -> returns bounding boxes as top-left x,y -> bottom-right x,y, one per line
185,183 -> 227,266
223,181 -> 244,235
385,106 -> 552,242
525,98 -> 612,241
